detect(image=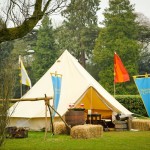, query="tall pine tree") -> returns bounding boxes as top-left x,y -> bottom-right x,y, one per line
93,0 -> 141,95
56,0 -> 100,68
33,15 -> 58,82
